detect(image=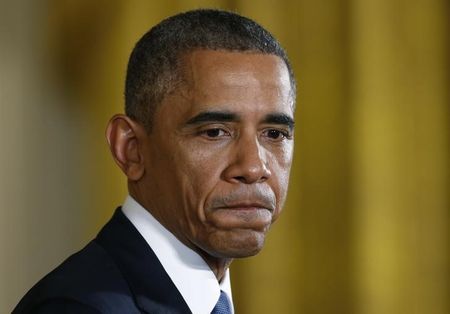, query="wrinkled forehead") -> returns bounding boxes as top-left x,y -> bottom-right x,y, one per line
177,49 -> 294,107
154,50 -> 292,125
